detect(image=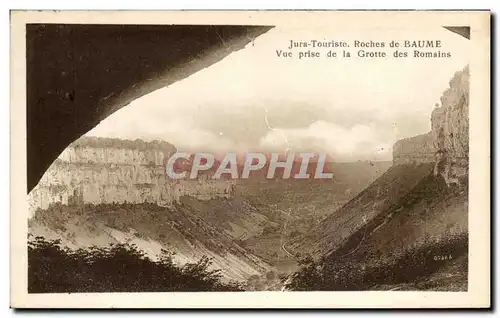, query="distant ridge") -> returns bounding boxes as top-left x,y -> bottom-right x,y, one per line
71,136 -> 176,153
